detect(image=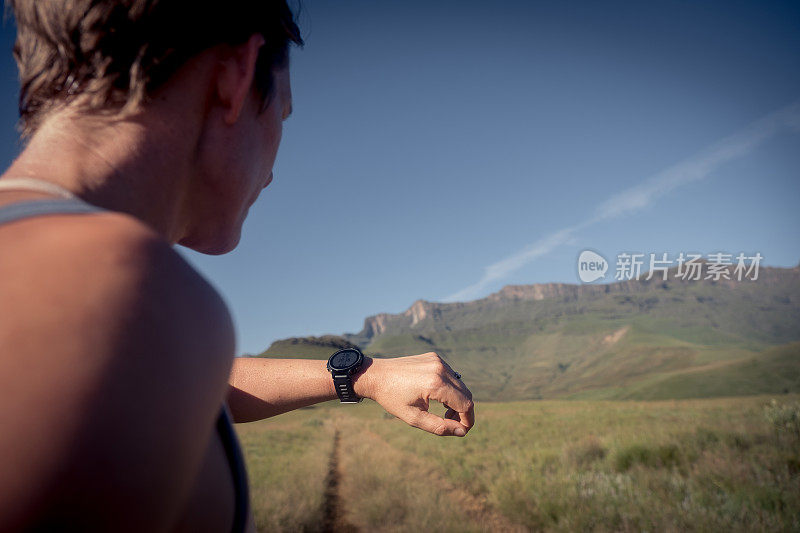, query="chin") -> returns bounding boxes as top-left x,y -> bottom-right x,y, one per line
178,227 -> 242,255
